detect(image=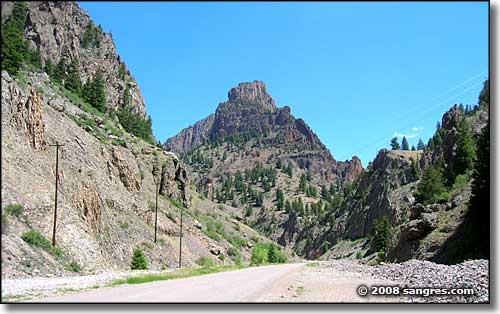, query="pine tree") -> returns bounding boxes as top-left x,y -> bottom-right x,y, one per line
276,188 -> 284,211
285,162 -> 293,177
44,58 -> 53,77
53,57 -> 66,83
415,163 -> 446,205
417,138 -> 425,150
30,48 -> 42,69
299,173 -> 307,192
454,118 -> 476,177
1,2 -> 29,76
82,68 -> 106,112
411,145 -> 416,151
130,247 -> 148,270
401,136 -> 409,151
390,137 -> 400,150
65,58 -> 82,95
469,120 -> 489,259
91,68 -> 106,111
